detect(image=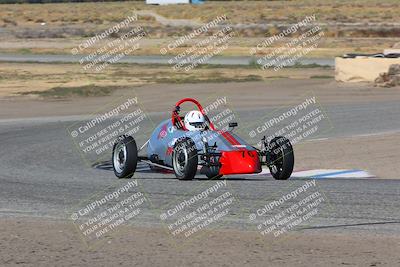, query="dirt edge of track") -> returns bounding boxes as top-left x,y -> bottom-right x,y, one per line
1,217 -> 399,267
